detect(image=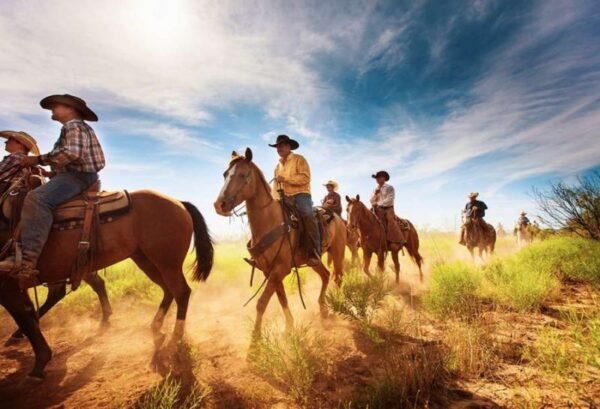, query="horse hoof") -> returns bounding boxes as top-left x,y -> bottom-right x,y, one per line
4,336 -> 24,347
25,373 -> 45,383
